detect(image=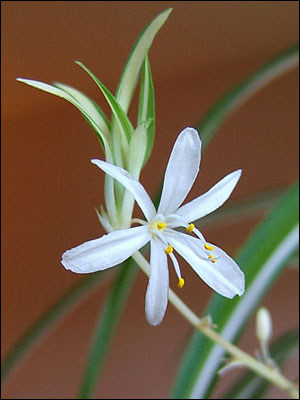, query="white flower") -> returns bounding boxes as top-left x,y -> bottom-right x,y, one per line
62,127 -> 245,325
